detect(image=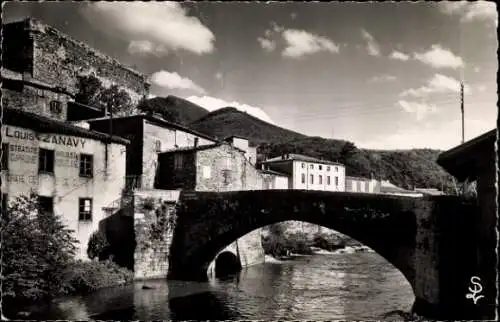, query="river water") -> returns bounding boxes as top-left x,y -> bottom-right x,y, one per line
23,252 -> 414,320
